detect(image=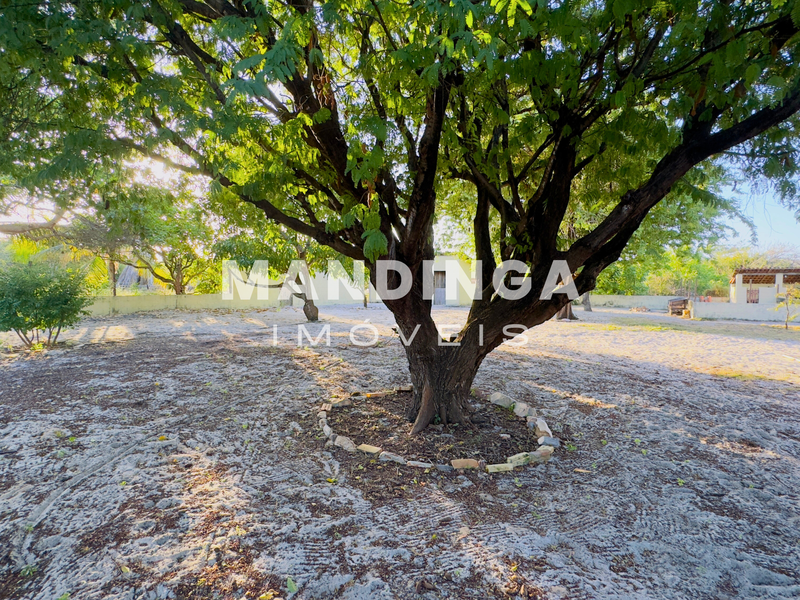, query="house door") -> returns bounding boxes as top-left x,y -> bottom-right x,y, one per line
433,271 -> 446,305
747,289 -> 760,303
